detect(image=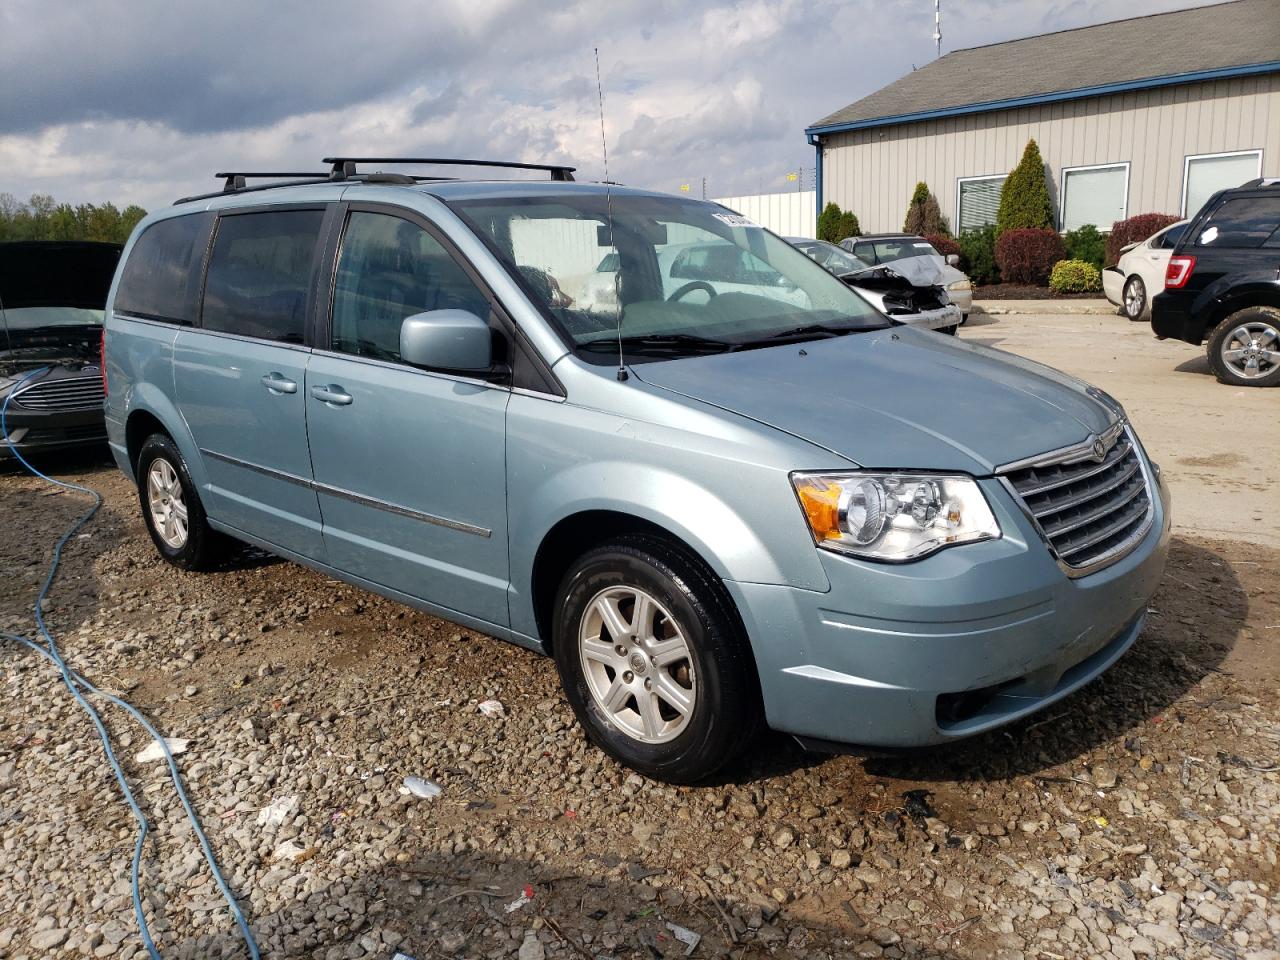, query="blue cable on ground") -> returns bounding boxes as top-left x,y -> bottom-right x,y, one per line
2,368 -> 260,959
